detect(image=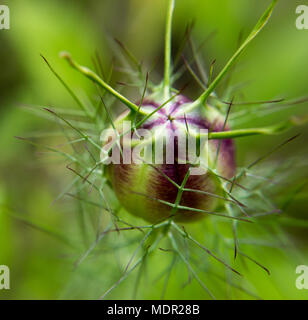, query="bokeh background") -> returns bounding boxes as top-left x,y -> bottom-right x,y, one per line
0,0 -> 308,299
